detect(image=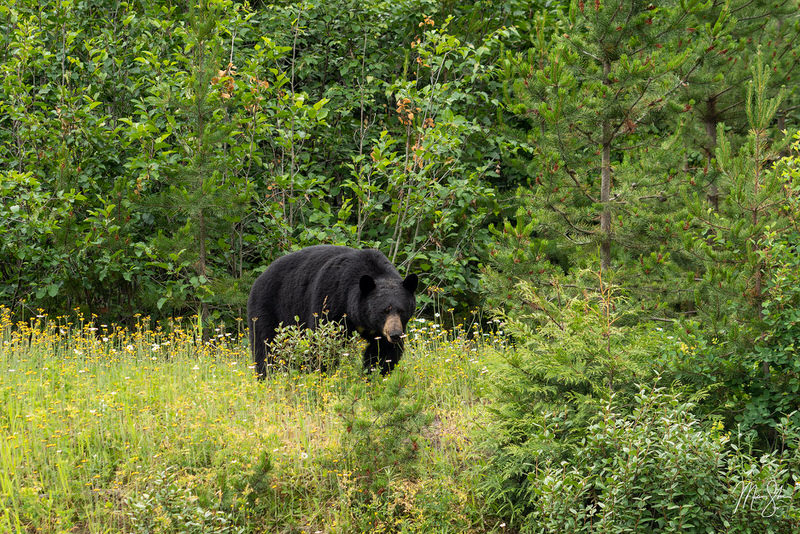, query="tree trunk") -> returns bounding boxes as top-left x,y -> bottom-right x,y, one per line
704,96 -> 719,211
600,59 -> 612,273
